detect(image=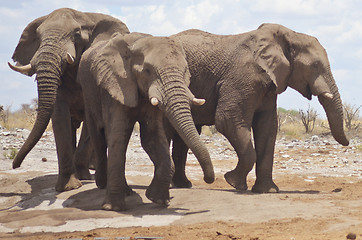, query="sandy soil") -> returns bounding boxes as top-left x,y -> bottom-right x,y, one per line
0,128 -> 361,240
